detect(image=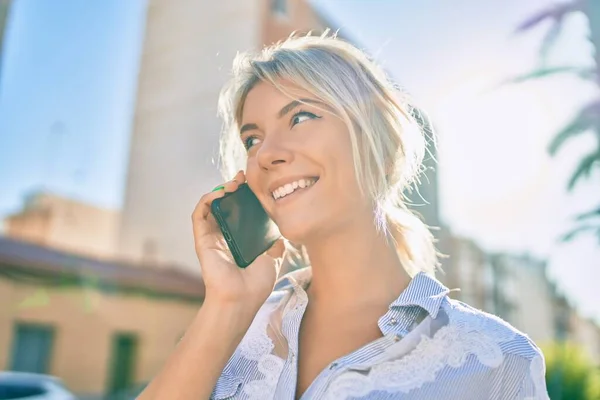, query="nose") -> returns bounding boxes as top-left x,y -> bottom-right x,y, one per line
256,134 -> 294,170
